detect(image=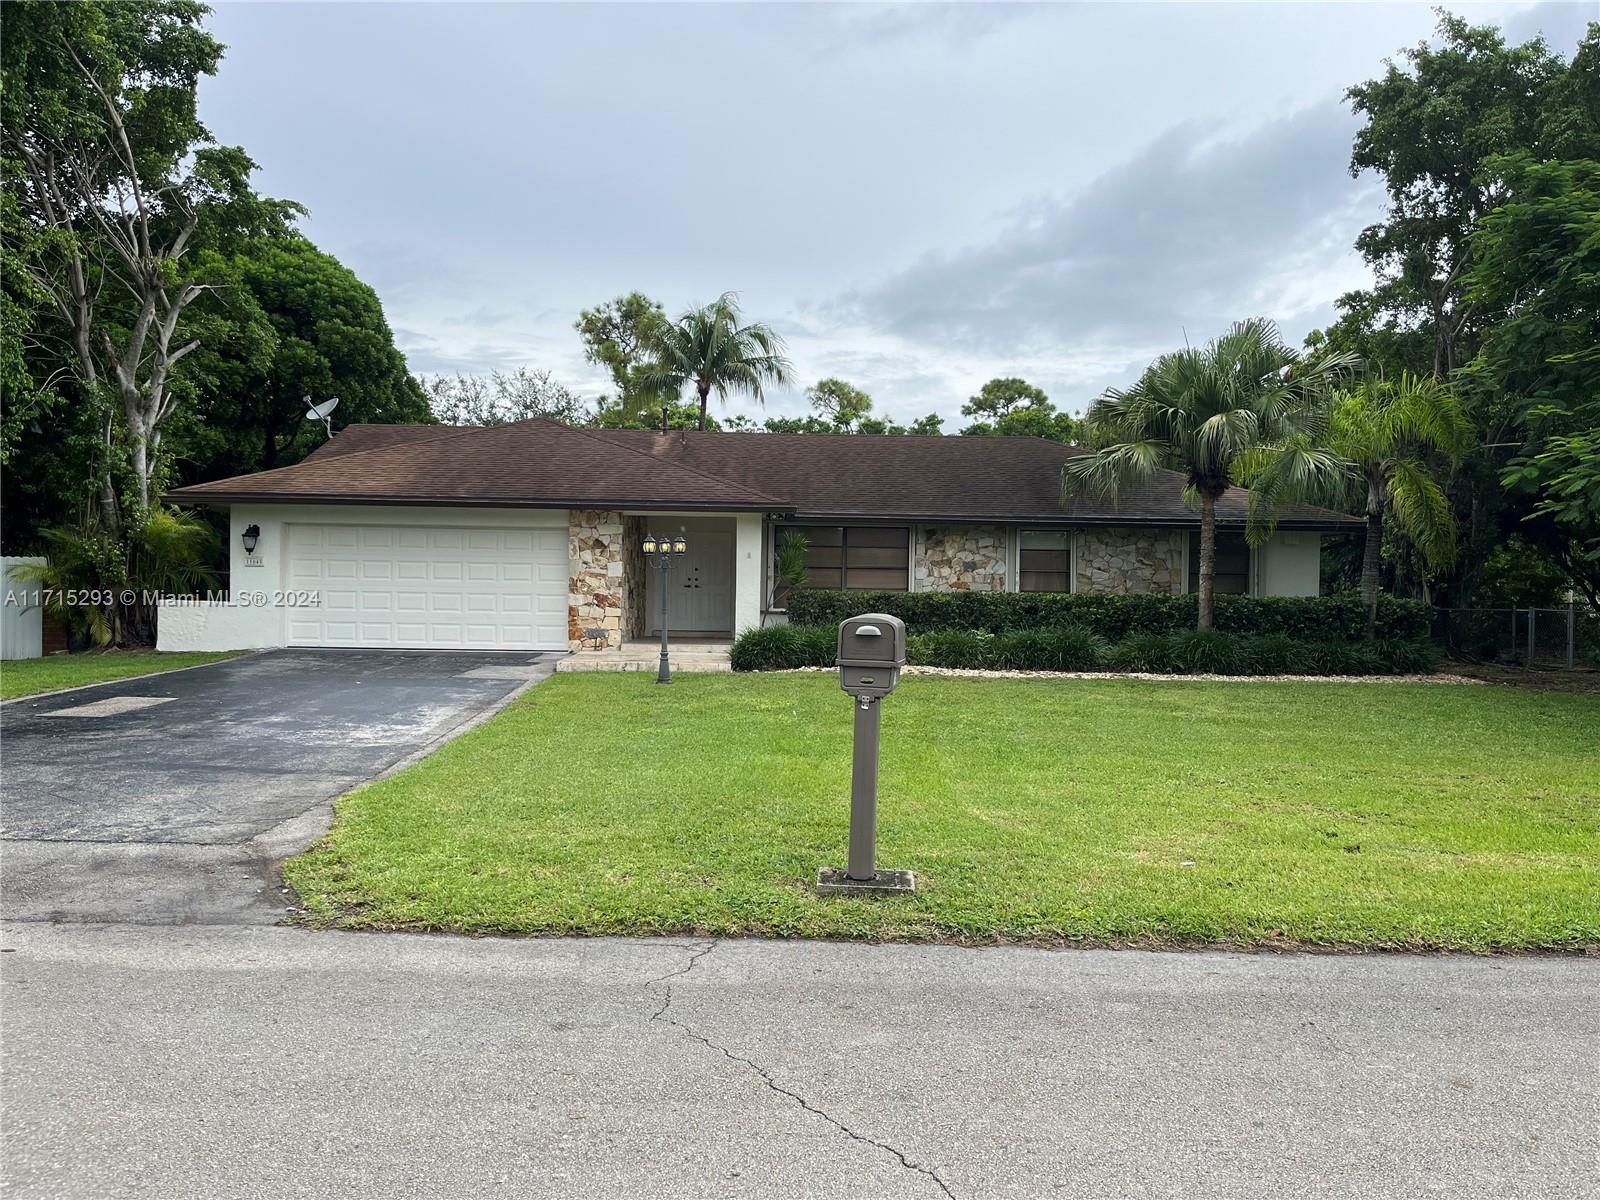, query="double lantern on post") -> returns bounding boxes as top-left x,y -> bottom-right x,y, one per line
641,532 -> 687,684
